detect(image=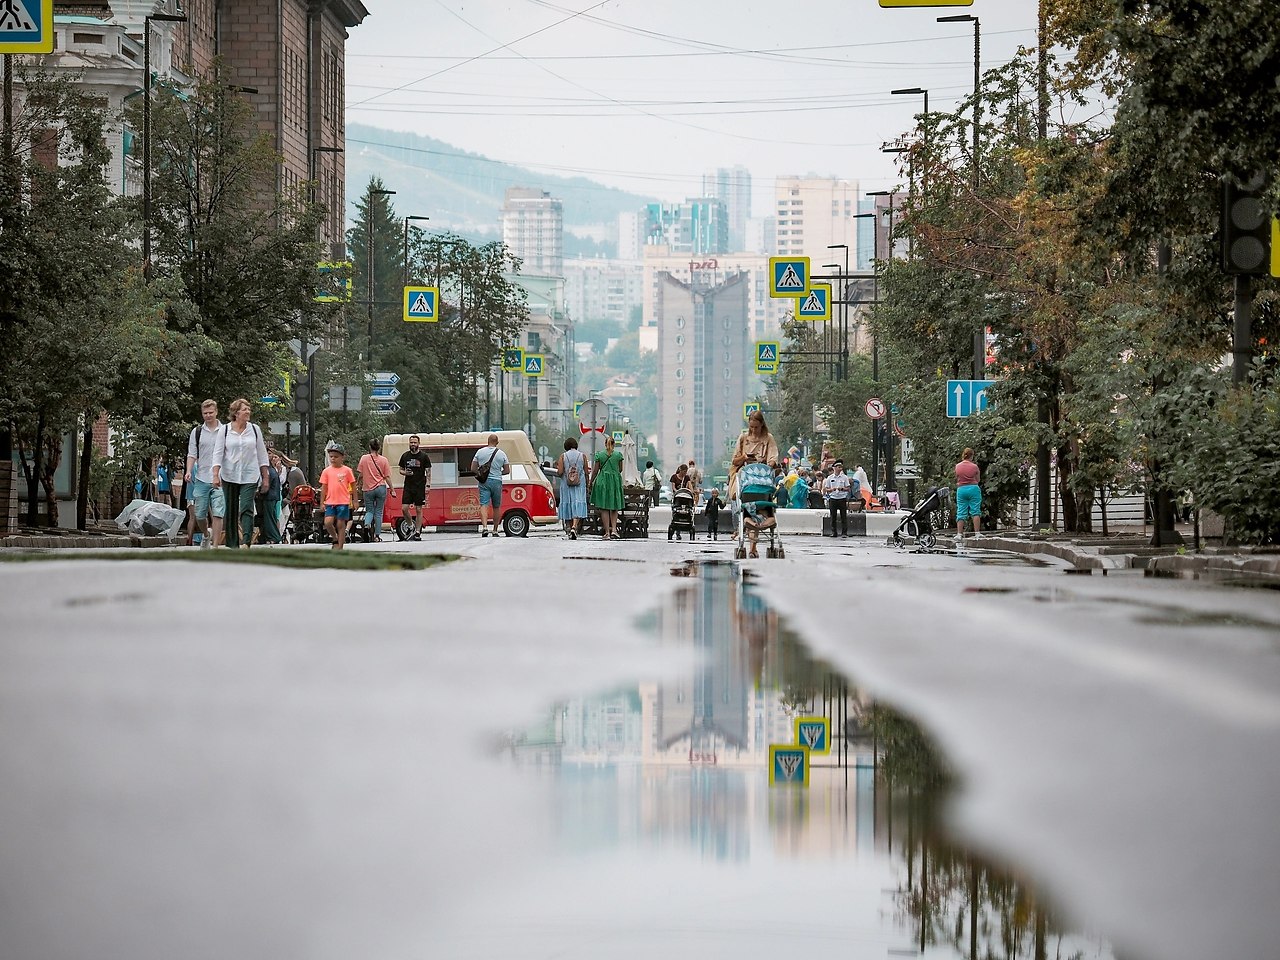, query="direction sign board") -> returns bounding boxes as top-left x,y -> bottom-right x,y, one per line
743,402 -> 761,421
403,286 -> 439,322
795,282 -> 832,321
368,371 -> 400,386
768,256 -> 810,298
501,347 -> 525,372
865,397 -> 887,420
369,386 -> 400,401
946,379 -> 996,418
372,401 -> 401,415
524,353 -> 545,377
755,341 -> 780,374
0,0 -> 54,54
768,745 -> 810,787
